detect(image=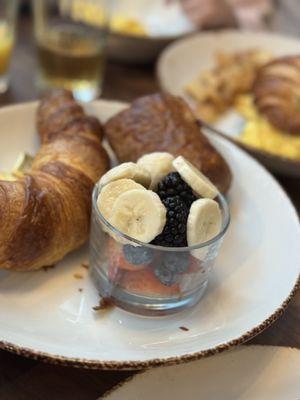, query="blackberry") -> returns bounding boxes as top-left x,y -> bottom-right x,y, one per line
152,196 -> 188,247
123,245 -> 154,265
157,172 -> 197,208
